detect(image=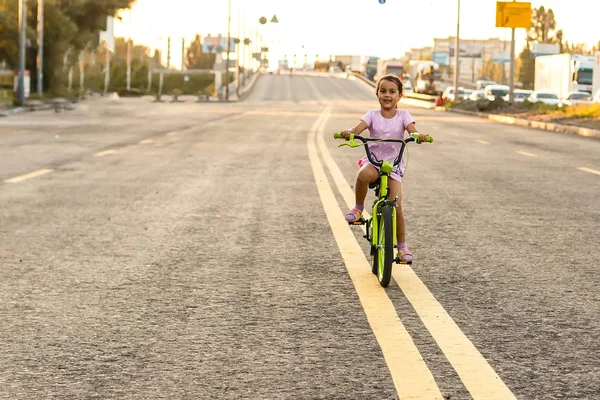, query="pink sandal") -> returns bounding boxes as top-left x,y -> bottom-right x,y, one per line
345,208 -> 363,222
398,247 -> 414,263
